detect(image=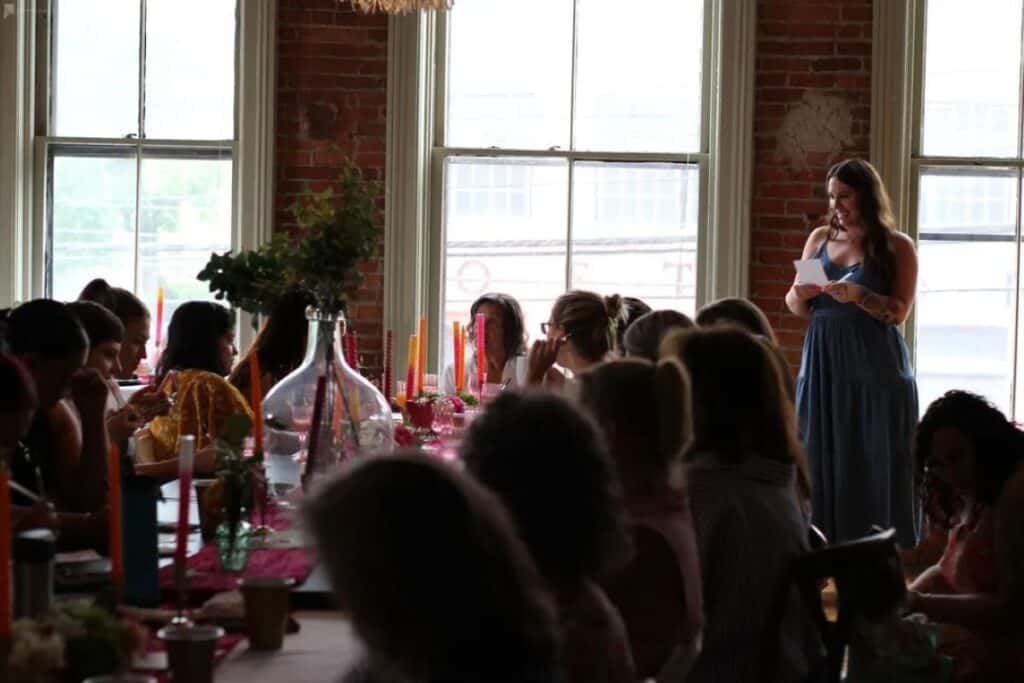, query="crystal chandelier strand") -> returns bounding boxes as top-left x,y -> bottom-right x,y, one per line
350,0 -> 453,13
